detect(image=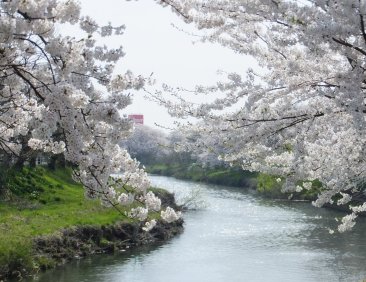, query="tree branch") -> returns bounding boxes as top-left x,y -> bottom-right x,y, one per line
332,37 -> 366,56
